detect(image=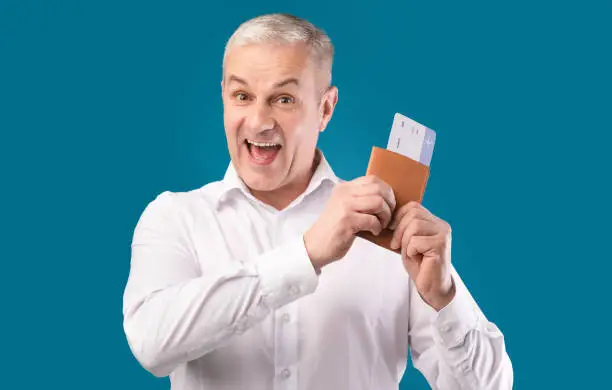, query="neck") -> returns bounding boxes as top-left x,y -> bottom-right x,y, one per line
250,151 -> 320,211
